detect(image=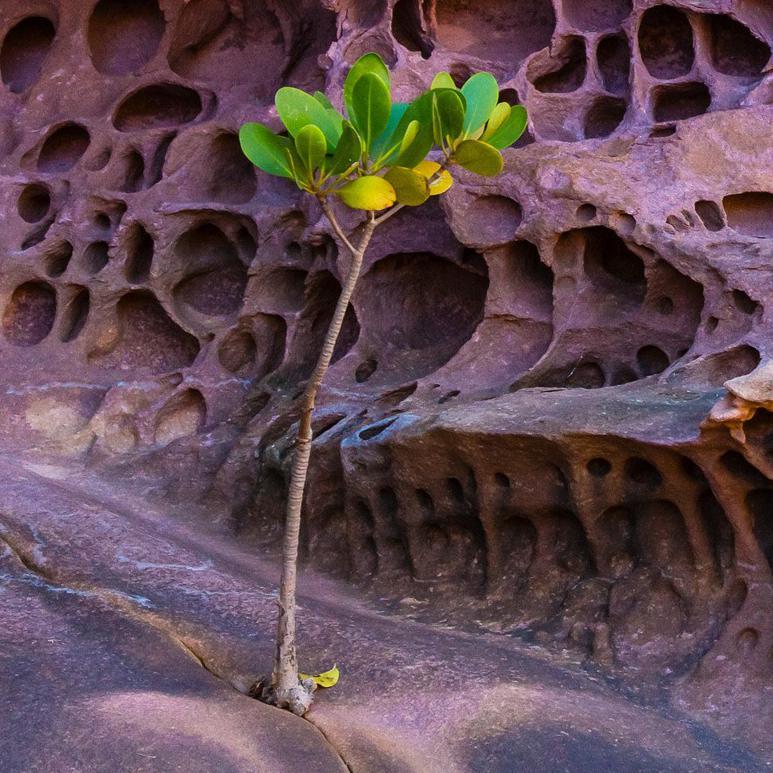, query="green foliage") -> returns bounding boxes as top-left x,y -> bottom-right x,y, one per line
239,53 -> 528,210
